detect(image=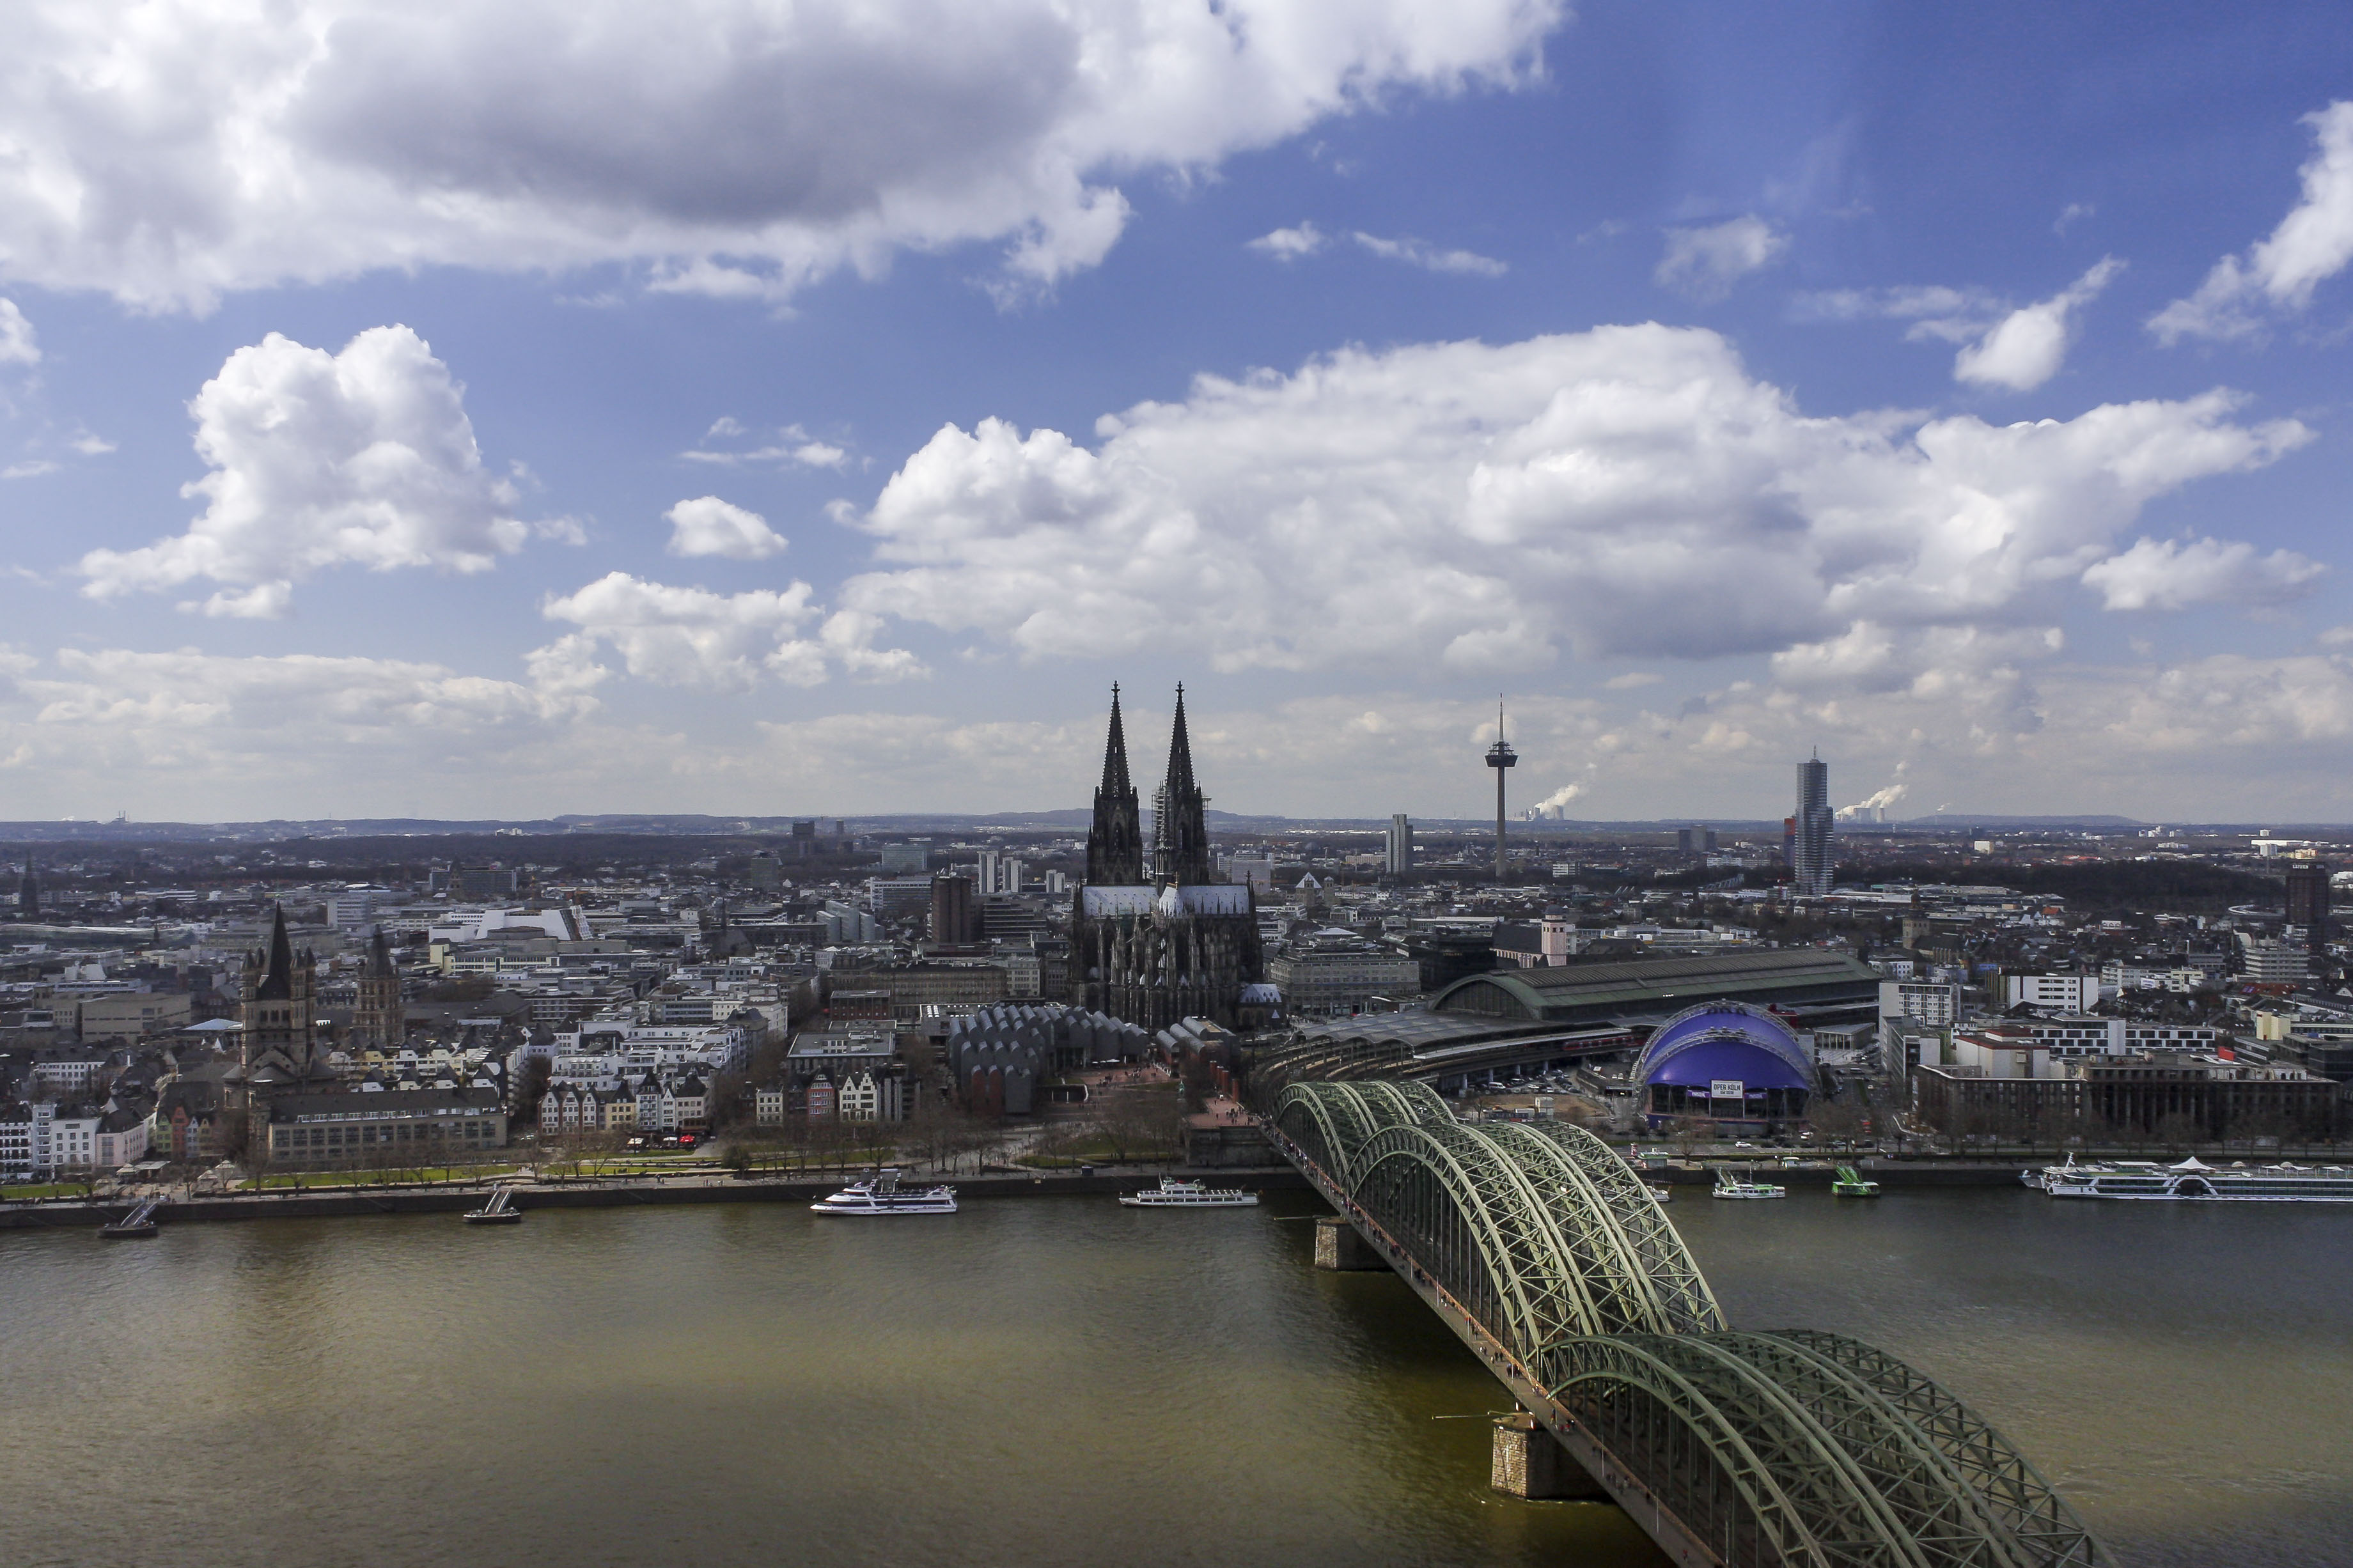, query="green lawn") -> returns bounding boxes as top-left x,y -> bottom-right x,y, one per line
2,1183 -> 85,1200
